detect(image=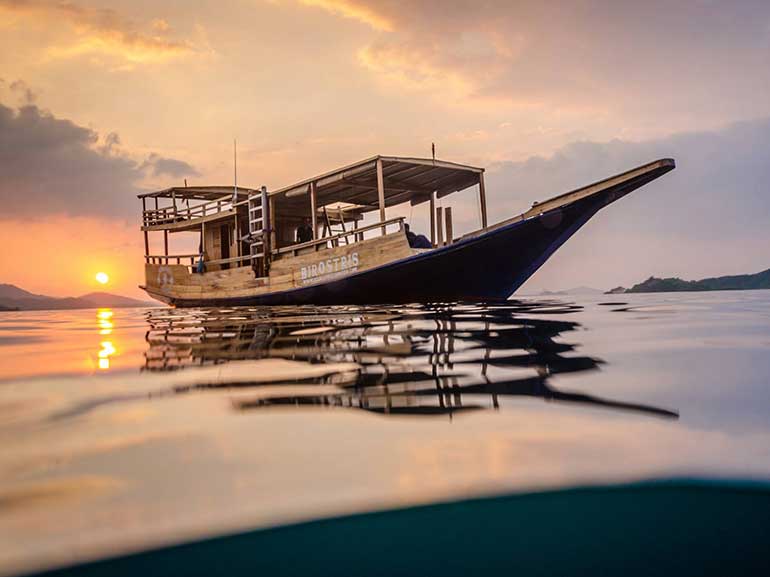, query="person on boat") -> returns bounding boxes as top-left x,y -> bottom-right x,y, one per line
195,251 -> 206,274
404,223 -> 432,249
296,217 -> 313,244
